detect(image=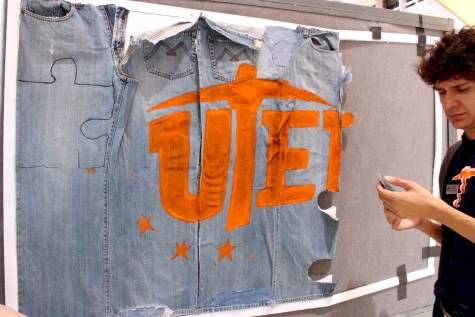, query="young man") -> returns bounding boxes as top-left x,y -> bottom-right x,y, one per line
377,27 -> 475,317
